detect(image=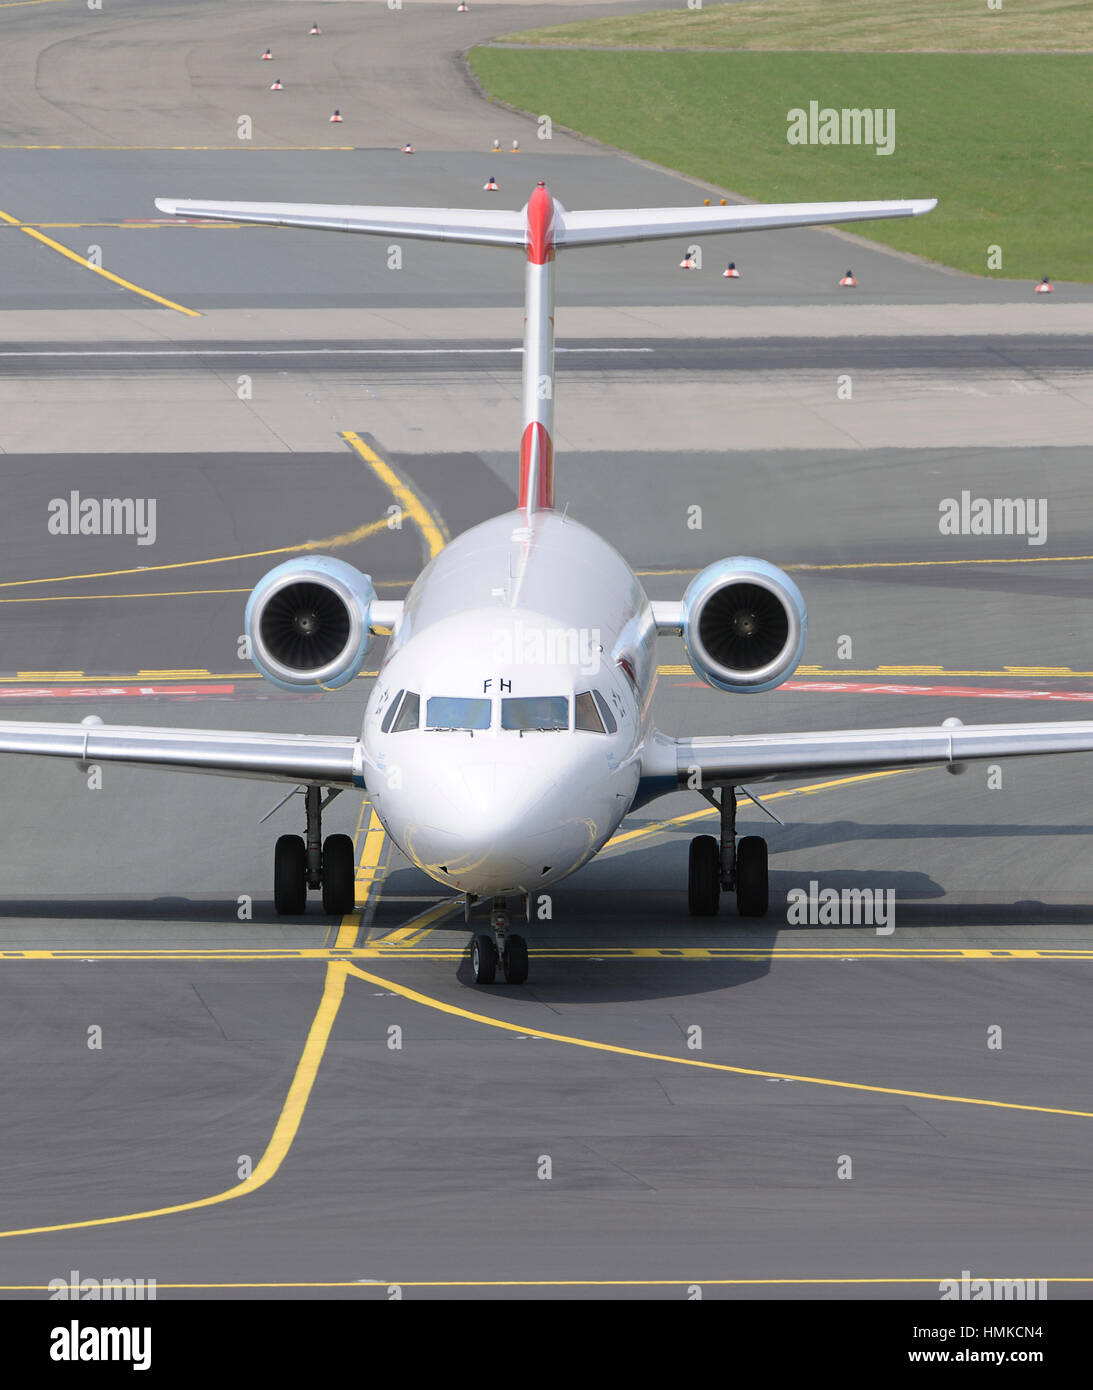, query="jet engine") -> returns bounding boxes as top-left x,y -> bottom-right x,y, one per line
681,557 -> 807,694
244,556 -> 377,690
